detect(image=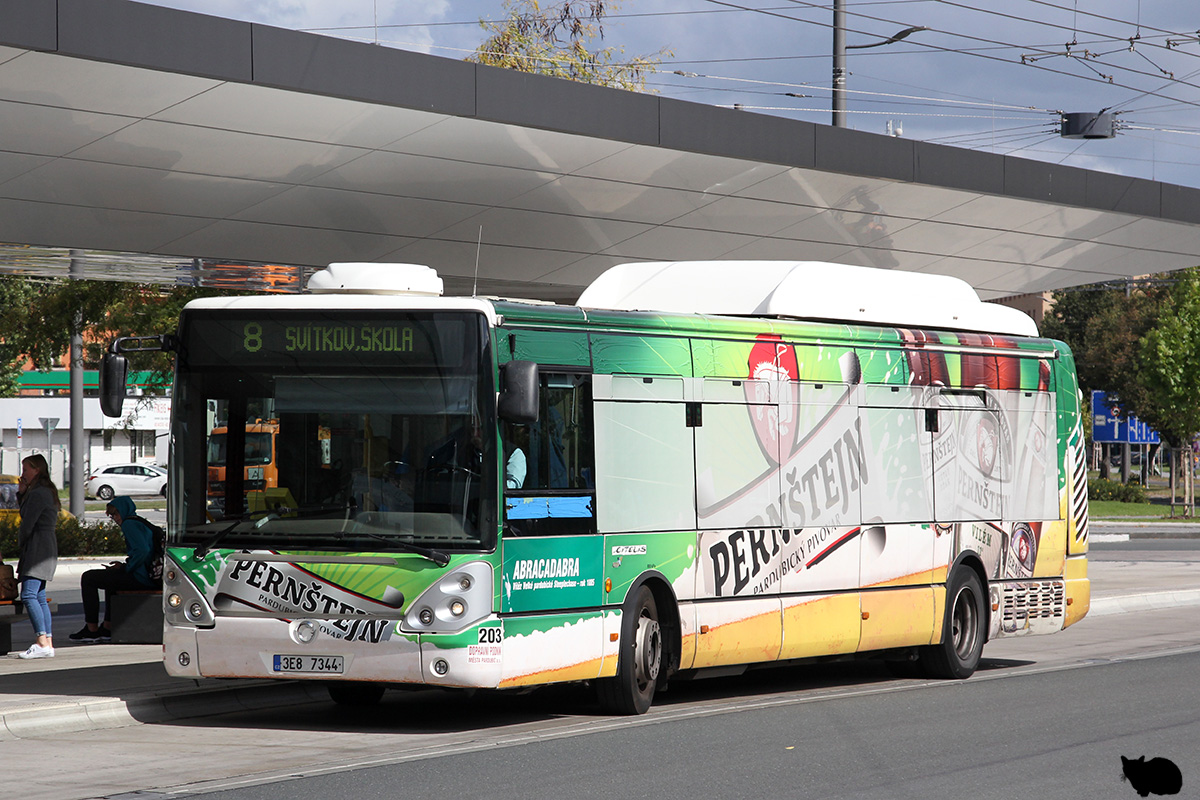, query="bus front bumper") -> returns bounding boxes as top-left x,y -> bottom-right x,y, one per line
163,617 -> 505,689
